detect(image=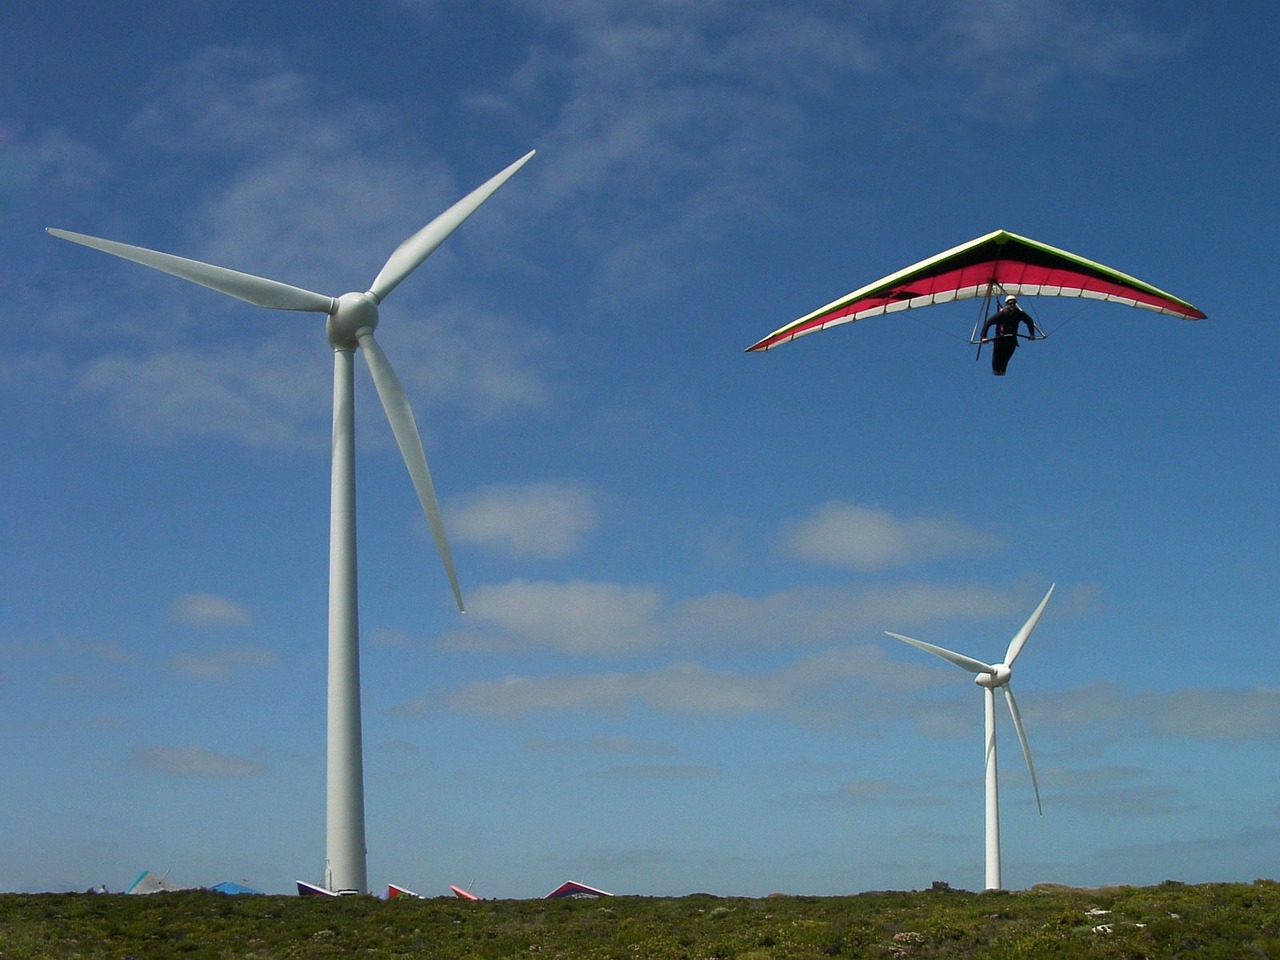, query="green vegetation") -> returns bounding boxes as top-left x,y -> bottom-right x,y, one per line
1,880 -> 1277,959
